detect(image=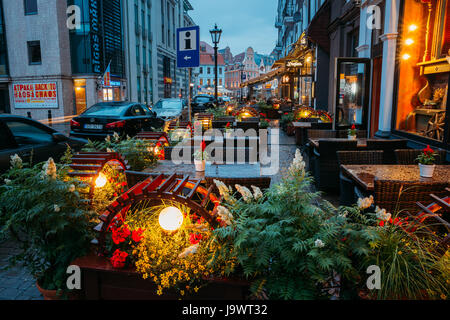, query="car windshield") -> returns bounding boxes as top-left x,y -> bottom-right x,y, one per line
82,104 -> 130,117
195,97 -> 211,103
153,100 -> 182,110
